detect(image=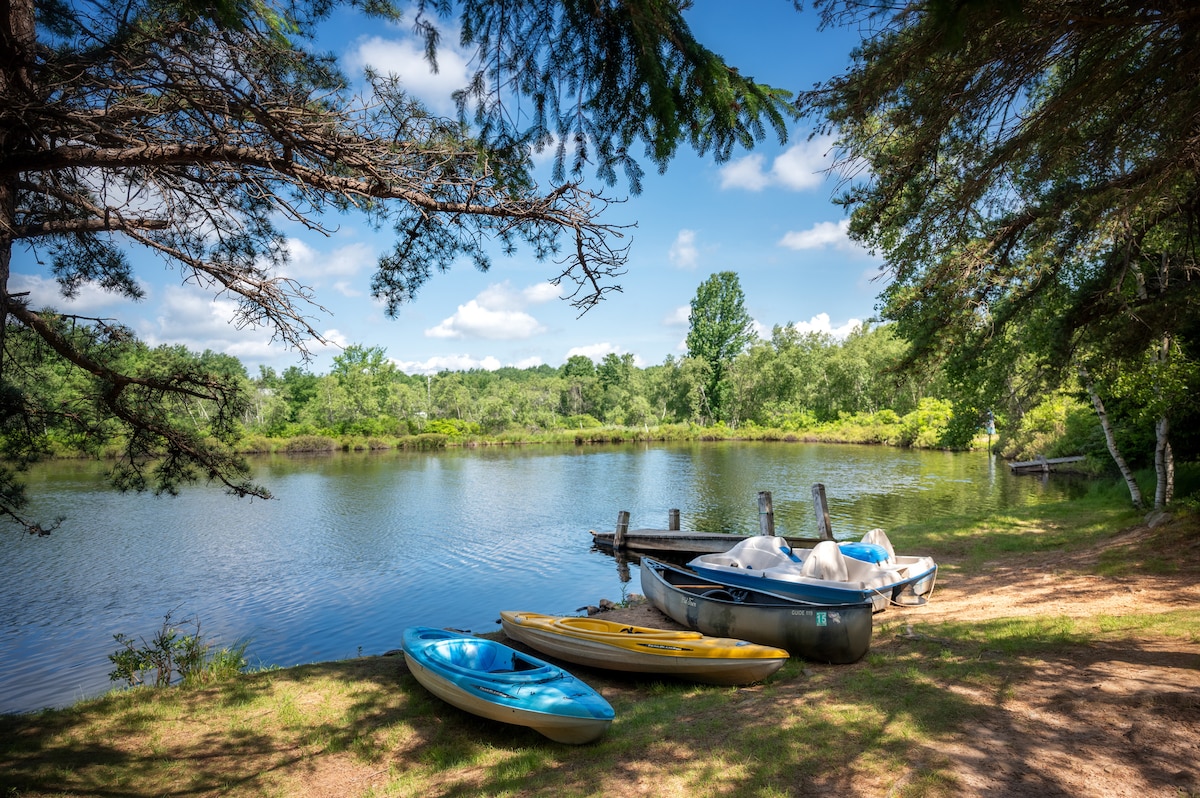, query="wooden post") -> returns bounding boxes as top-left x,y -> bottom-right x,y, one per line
812,483 -> 834,540
614,510 -> 630,550
668,508 -> 680,531
757,491 -> 775,536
